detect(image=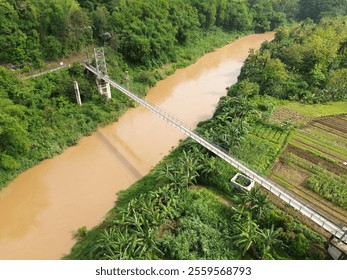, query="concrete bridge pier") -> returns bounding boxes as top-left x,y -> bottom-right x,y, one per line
96,77 -> 111,99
